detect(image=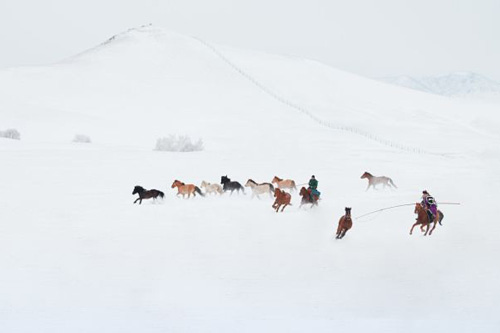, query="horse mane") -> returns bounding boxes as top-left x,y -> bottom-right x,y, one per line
363,172 -> 372,177
247,179 -> 257,185
134,185 -> 145,192
273,176 -> 282,181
